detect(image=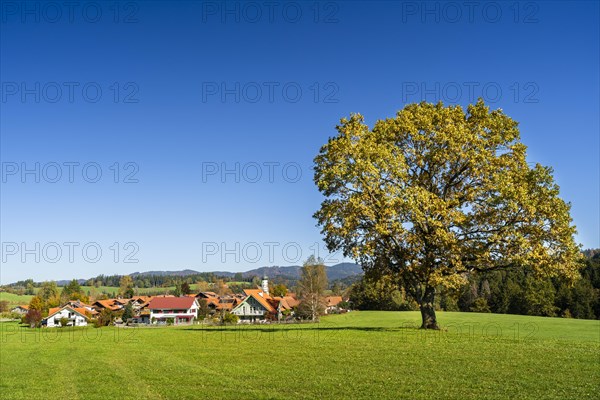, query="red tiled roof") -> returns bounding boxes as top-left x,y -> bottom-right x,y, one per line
93,300 -> 121,311
74,307 -> 90,317
47,306 -> 89,319
148,297 -> 196,310
204,298 -> 220,306
196,291 -> 218,298
131,296 -> 151,303
48,307 -> 61,316
216,303 -> 233,310
325,296 -> 343,307
243,289 -> 276,313
283,296 -> 299,308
